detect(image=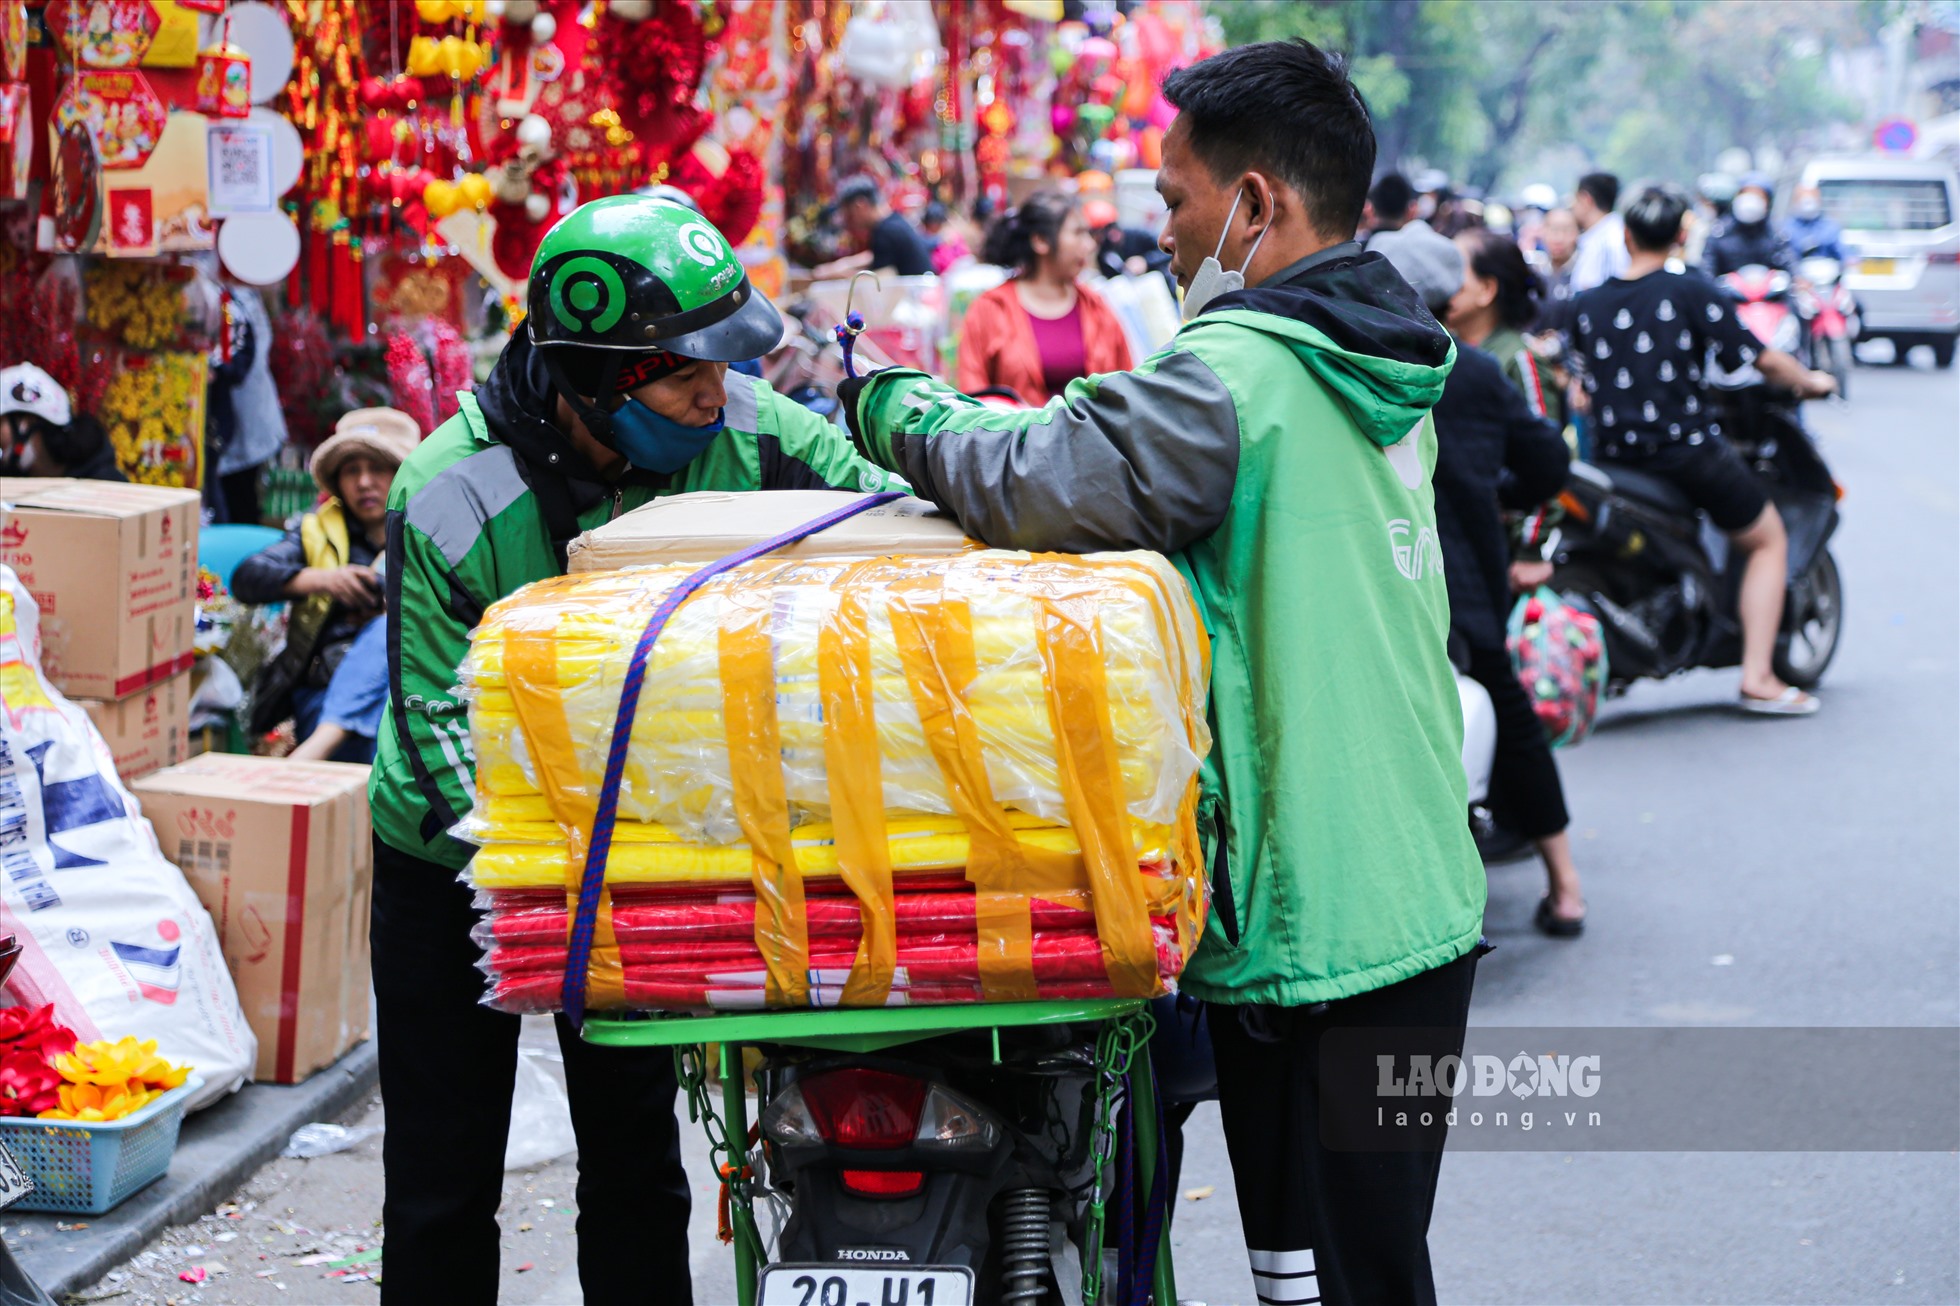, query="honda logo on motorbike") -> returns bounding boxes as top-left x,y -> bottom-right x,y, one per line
1387,519 -> 1443,581
835,1249 -> 912,1263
